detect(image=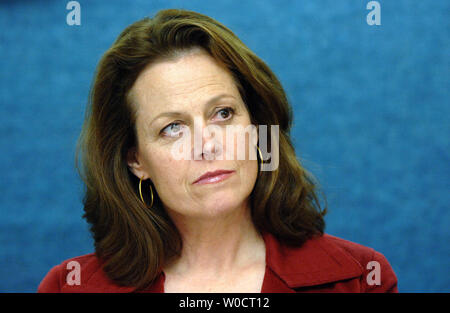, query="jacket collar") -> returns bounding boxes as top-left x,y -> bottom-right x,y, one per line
262,231 -> 363,289
70,231 -> 364,292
